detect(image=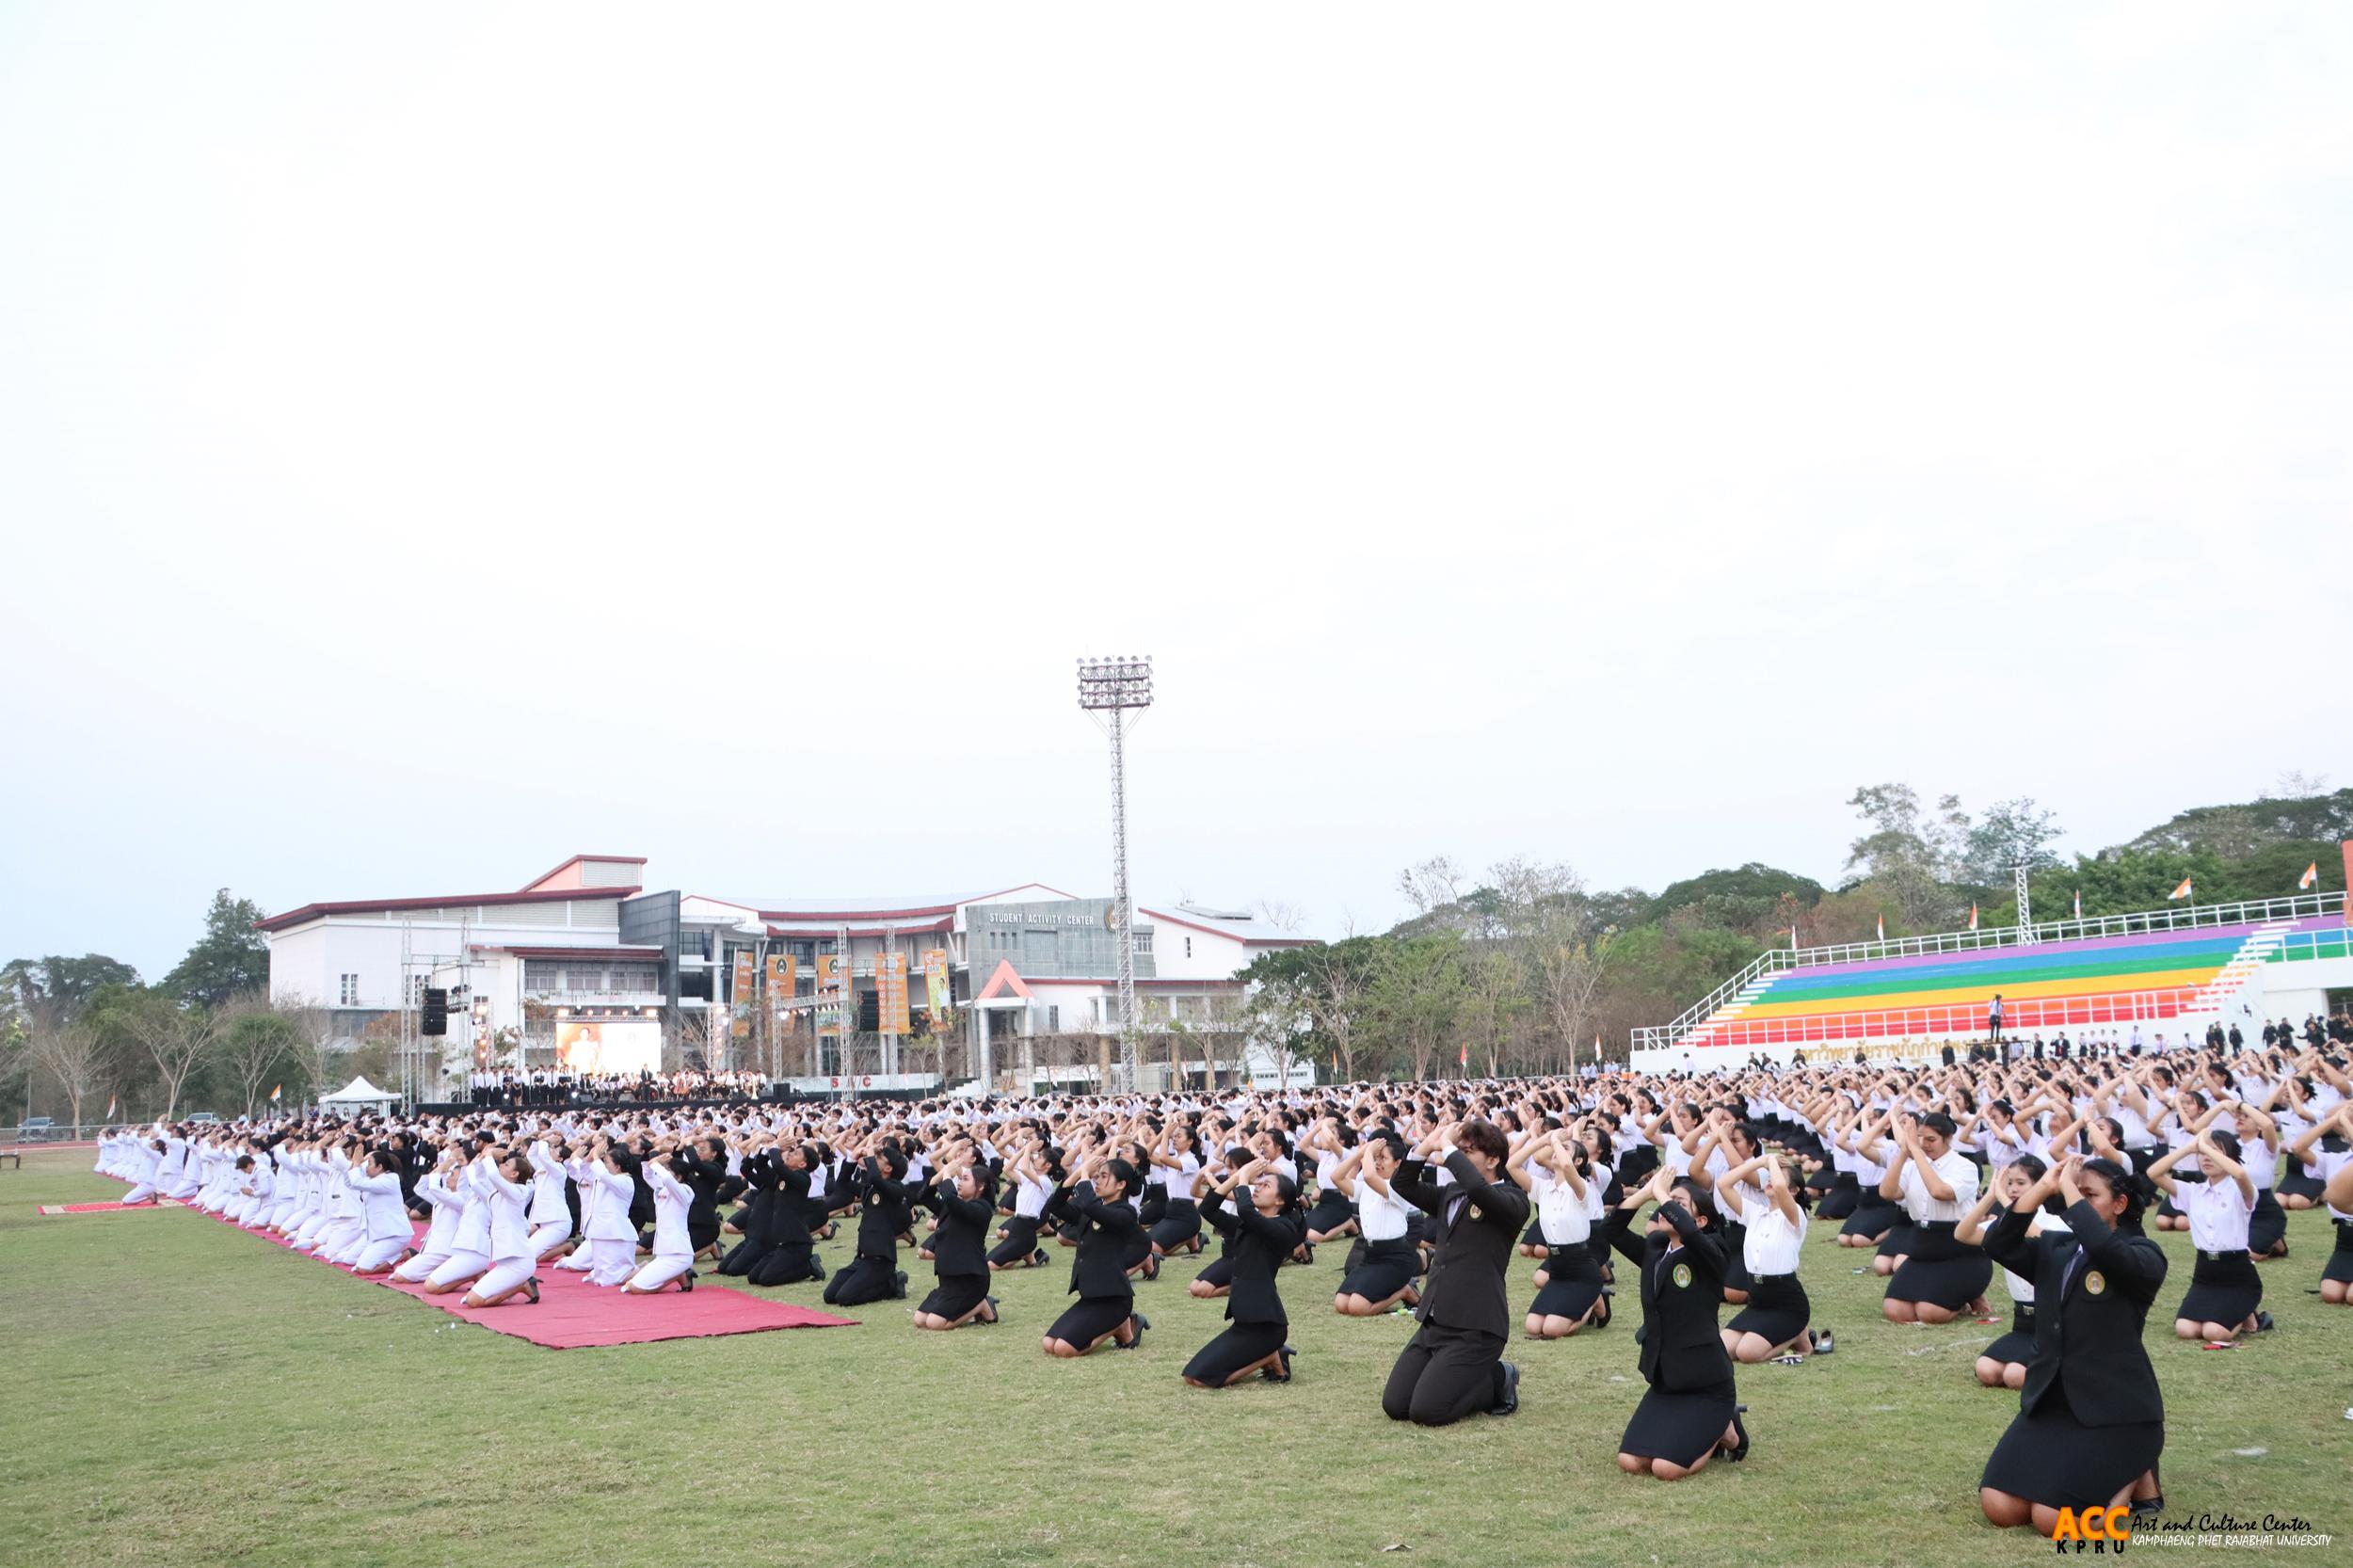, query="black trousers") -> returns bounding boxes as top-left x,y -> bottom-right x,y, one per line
1382,1319 -> 1506,1427
824,1251 -> 900,1305
752,1240 -> 820,1287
